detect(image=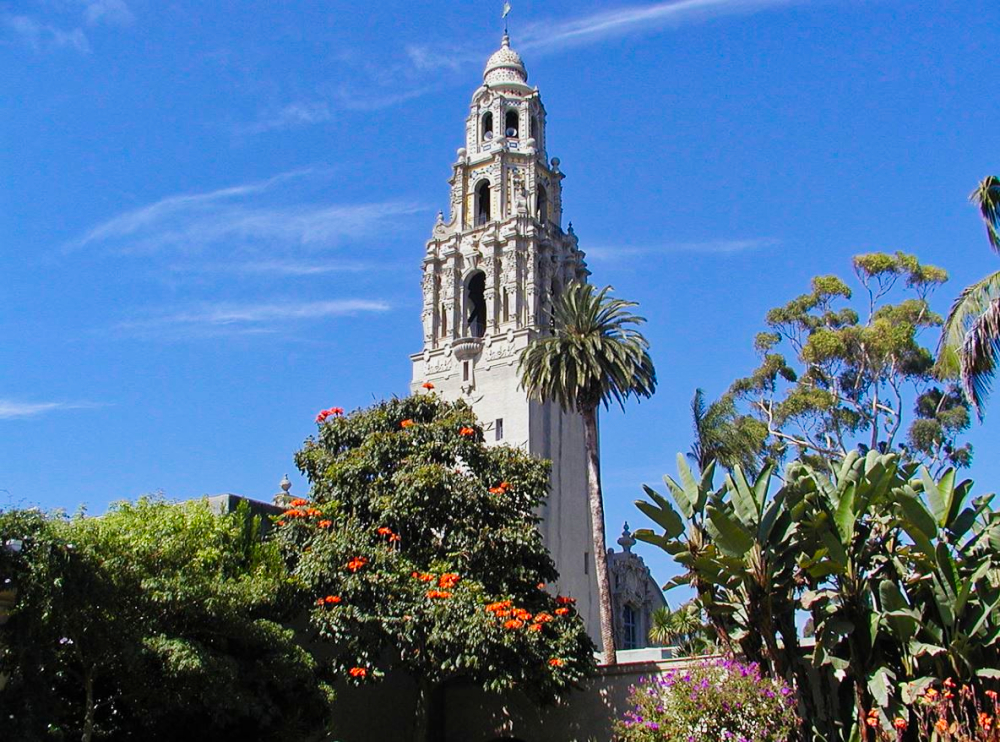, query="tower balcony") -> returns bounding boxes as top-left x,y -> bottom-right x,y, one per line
452,337 -> 485,361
